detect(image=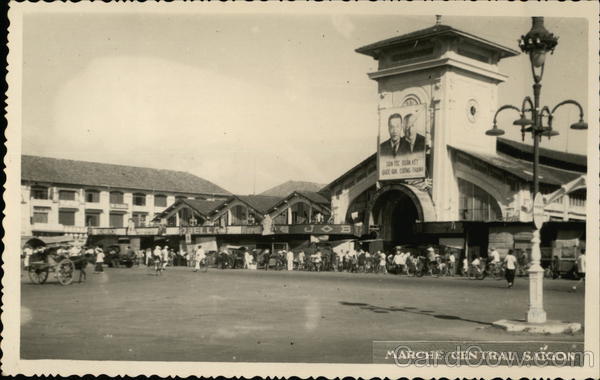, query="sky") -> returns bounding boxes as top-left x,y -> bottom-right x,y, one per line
21,10 -> 589,195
